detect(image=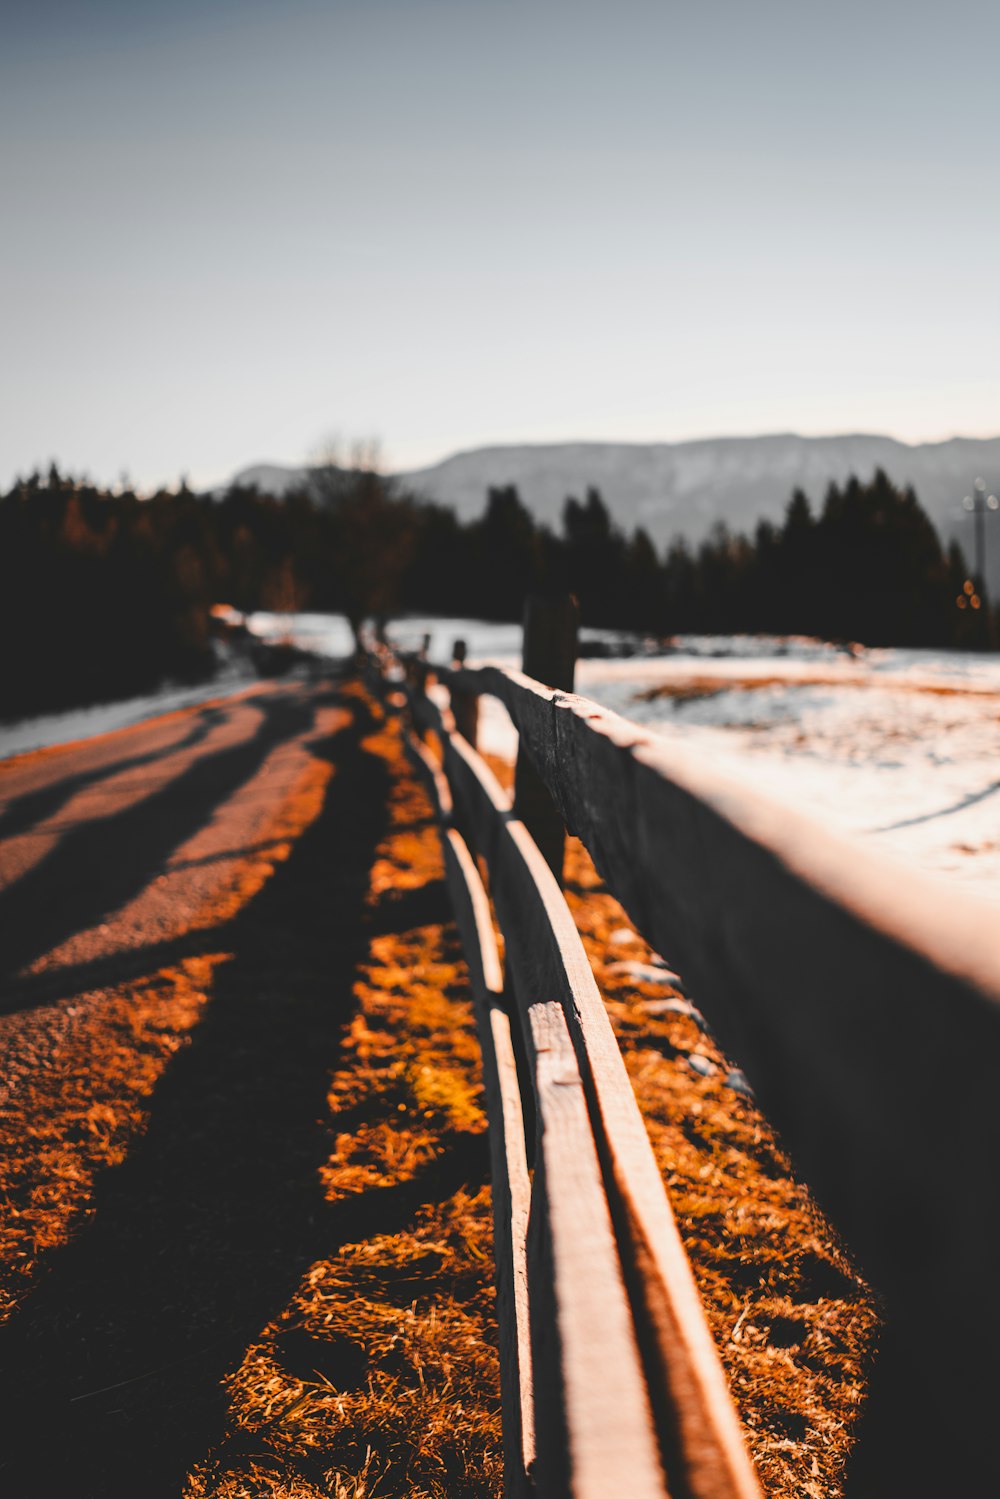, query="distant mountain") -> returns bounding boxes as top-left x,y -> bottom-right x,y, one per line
220,434 -> 1000,590
401,434 -> 1000,593
221,463 -> 309,497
